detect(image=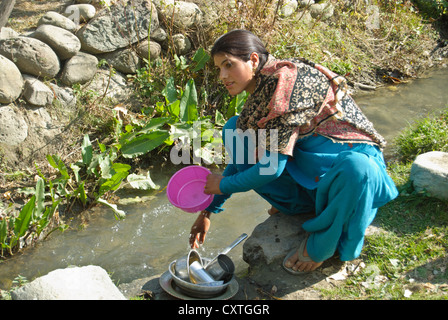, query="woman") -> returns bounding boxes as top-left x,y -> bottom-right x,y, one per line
189,29 -> 398,273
